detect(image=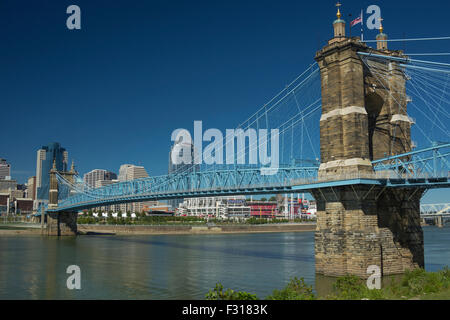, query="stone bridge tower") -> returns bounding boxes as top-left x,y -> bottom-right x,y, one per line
44,160 -> 78,236
311,7 -> 424,278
